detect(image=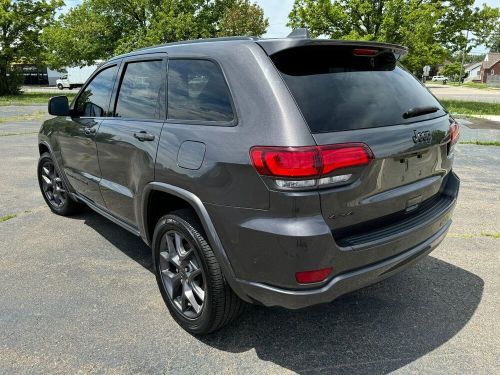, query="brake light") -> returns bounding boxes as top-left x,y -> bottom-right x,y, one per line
296,267 -> 333,284
450,121 -> 460,146
353,48 -> 378,56
250,143 -> 373,179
